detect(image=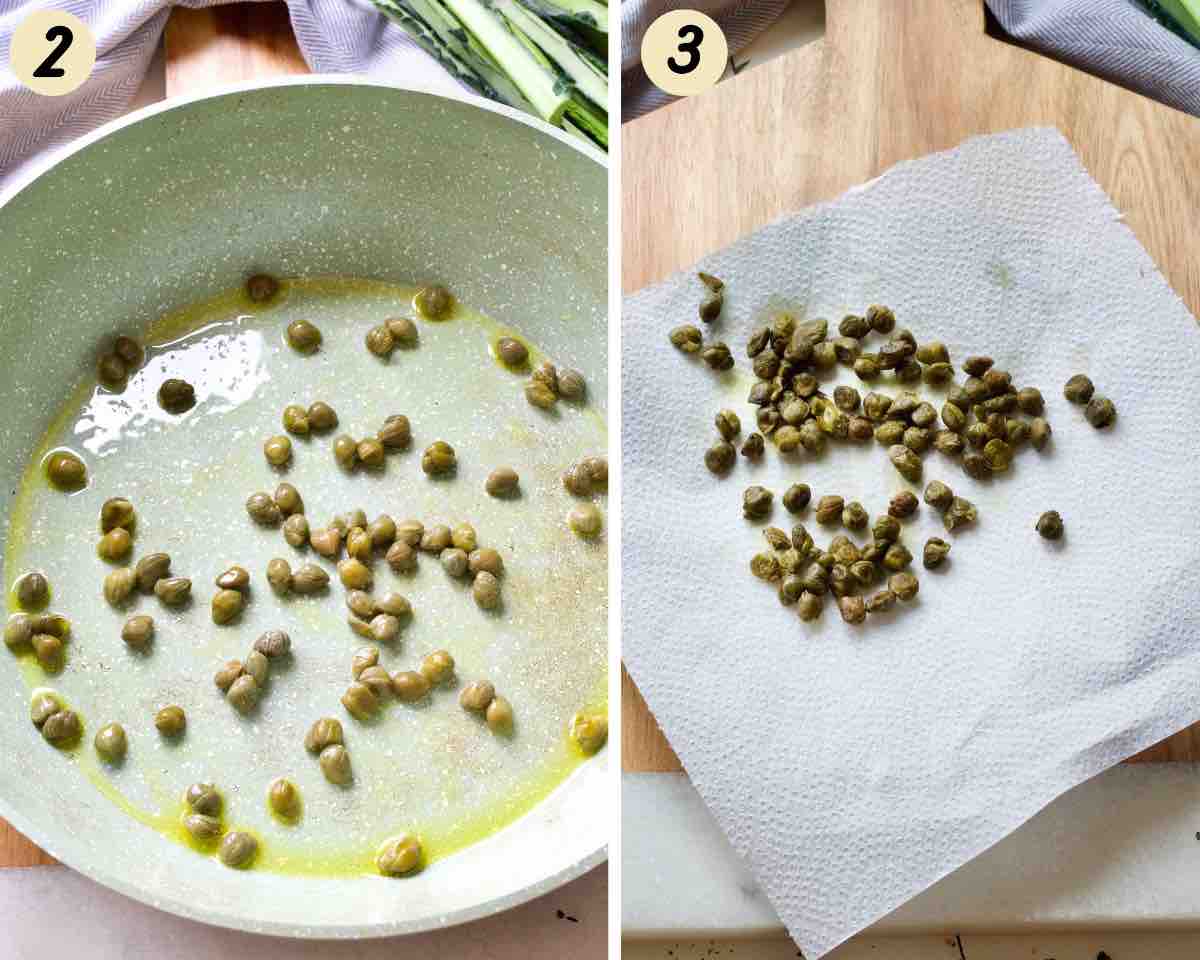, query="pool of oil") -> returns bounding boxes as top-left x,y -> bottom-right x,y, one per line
5,277 -> 607,877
